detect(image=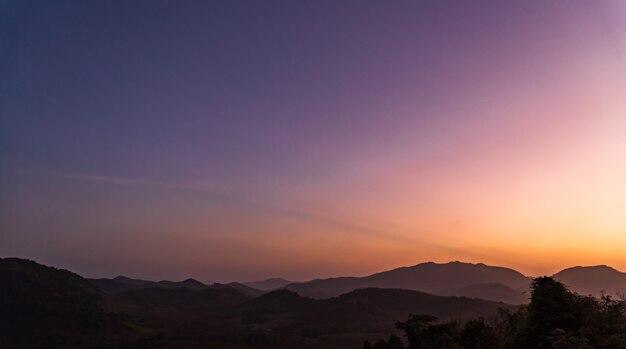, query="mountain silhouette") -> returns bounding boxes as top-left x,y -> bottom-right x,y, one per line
2,257 -> 515,348
0,258 -> 115,348
244,277 -> 292,291
448,282 -> 528,304
88,275 -> 208,294
553,265 -> 626,298
284,261 -> 530,302
337,287 -> 513,321
217,281 -> 265,297
239,287 -> 514,336
10,257 -> 626,348
117,284 -> 254,309
117,286 -> 199,307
